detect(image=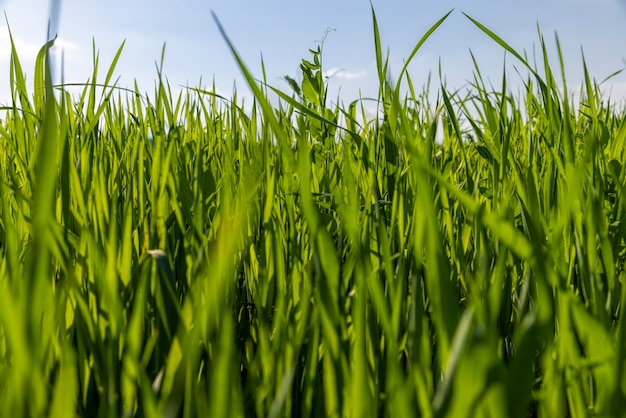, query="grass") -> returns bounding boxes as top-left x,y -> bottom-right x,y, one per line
1,6 -> 626,417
